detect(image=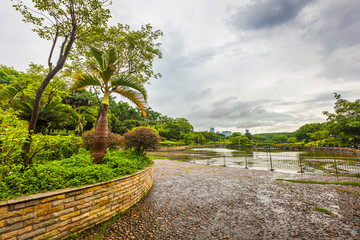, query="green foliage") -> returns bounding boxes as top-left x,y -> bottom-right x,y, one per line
70,23 -> 163,85
271,134 -> 288,144
229,135 -> 251,145
323,93 -> 360,145
124,127 -> 161,155
294,123 -> 322,143
0,108 -> 28,175
276,179 -> 360,187
0,149 -> 152,201
30,134 -> 83,162
314,206 -> 333,216
287,137 -> 298,143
